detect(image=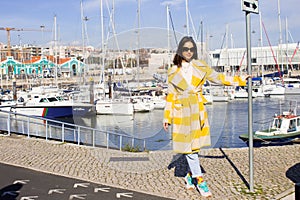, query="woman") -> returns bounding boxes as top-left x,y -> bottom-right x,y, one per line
163,36 -> 247,198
